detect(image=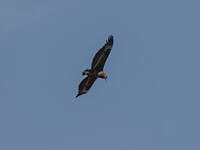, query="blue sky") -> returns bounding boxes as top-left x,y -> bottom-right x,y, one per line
0,0 -> 200,150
